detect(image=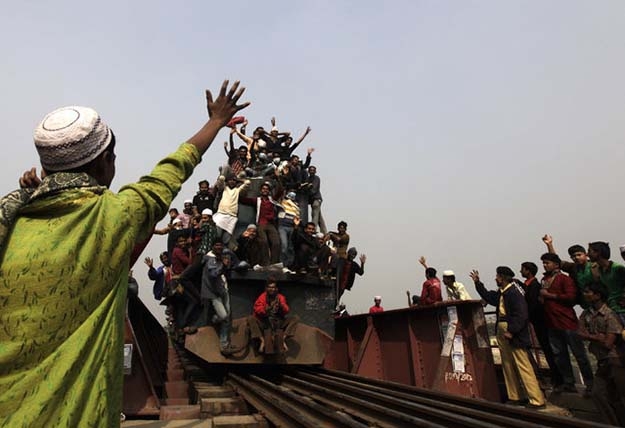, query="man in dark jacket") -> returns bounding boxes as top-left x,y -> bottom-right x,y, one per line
471,266 -> 545,409
337,247 -> 366,298
520,261 -> 563,388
